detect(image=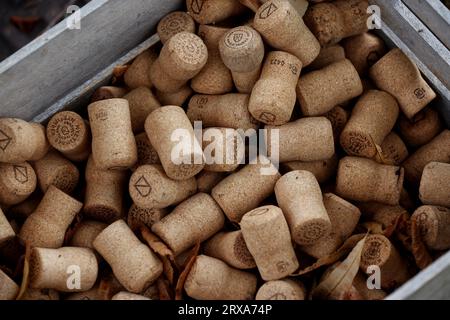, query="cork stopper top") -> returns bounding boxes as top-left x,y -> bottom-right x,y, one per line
157,11 -> 196,44
241,205 -> 281,227
360,234 -> 391,269
254,0 -> 295,32
0,162 -> 37,197
47,111 -> 88,152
